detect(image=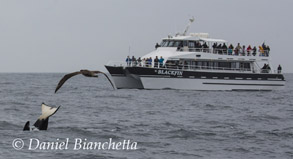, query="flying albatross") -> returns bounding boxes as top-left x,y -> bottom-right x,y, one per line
23,103 -> 60,131
55,69 -> 115,93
